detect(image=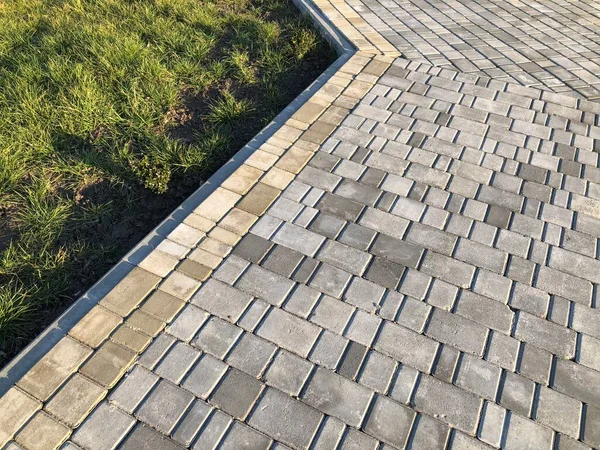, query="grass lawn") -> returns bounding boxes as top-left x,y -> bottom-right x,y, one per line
0,0 -> 334,364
